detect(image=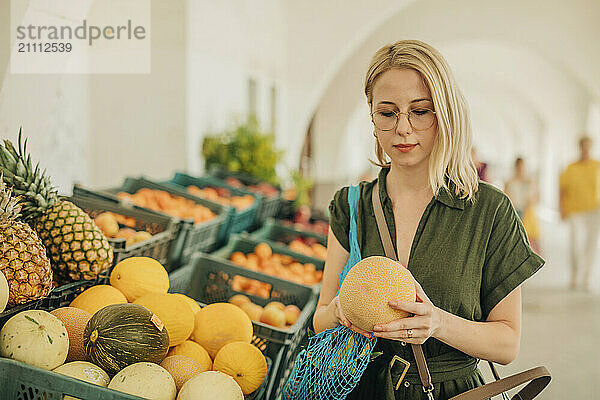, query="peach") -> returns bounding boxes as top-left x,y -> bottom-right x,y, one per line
284,305 -> 301,325
260,306 -> 286,328
240,302 -> 263,321
229,294 -> 251,307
